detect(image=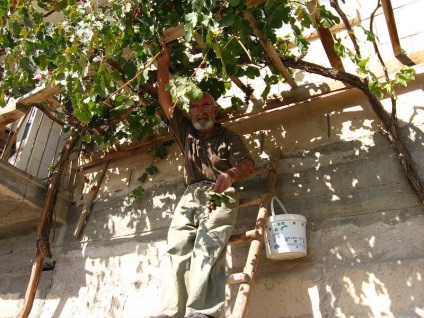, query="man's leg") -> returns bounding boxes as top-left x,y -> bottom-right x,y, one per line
158,188 -> 198,318
185,186 -> 239,317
